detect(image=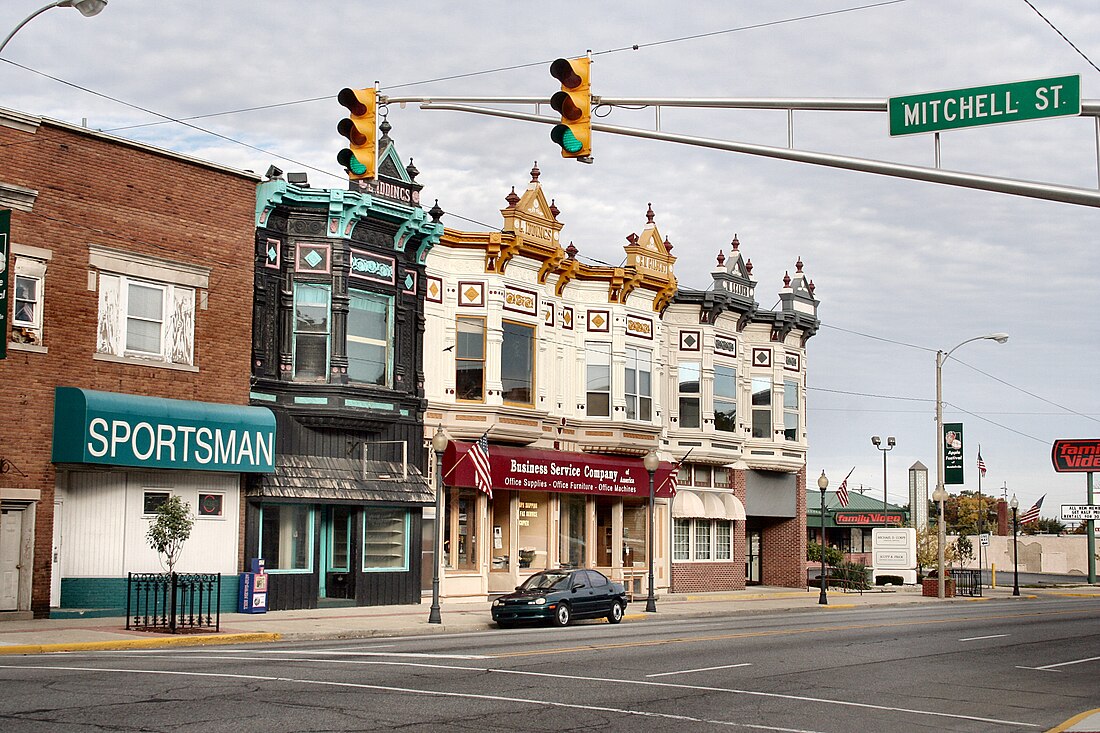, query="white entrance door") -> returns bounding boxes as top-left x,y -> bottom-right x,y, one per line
51,500 -> 62,607
0,509 -> 22,611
